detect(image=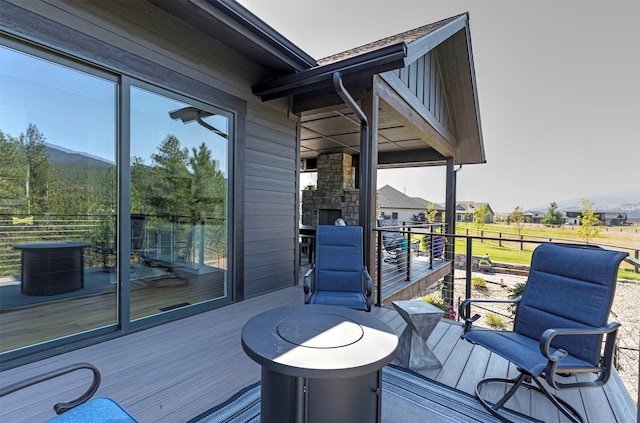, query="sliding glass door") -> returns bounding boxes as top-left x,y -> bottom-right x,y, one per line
0,43 -> 118,351
0,39 -> 233,359
129,86 -> 230,320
